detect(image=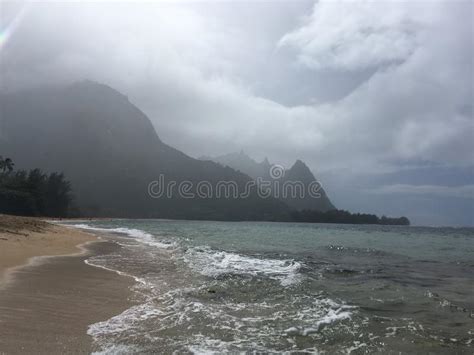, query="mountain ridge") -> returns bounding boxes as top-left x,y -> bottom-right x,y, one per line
199,152 -> 336,211
0,81 -> 291,220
